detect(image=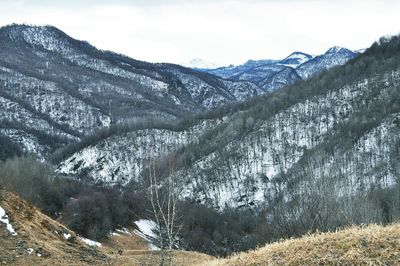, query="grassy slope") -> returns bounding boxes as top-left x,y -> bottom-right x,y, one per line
101,229 -> 214,265
201,223 -> 400,266
0,191 -> 213,265
0,192 -> 108,265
